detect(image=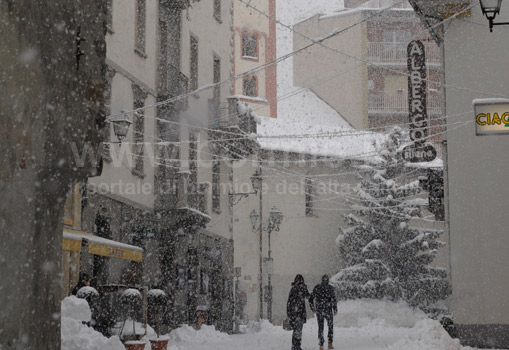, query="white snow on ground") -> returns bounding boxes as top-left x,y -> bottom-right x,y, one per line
161,299 -> 467,350
62,297 -> 483,350
61,296 -> 124,350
